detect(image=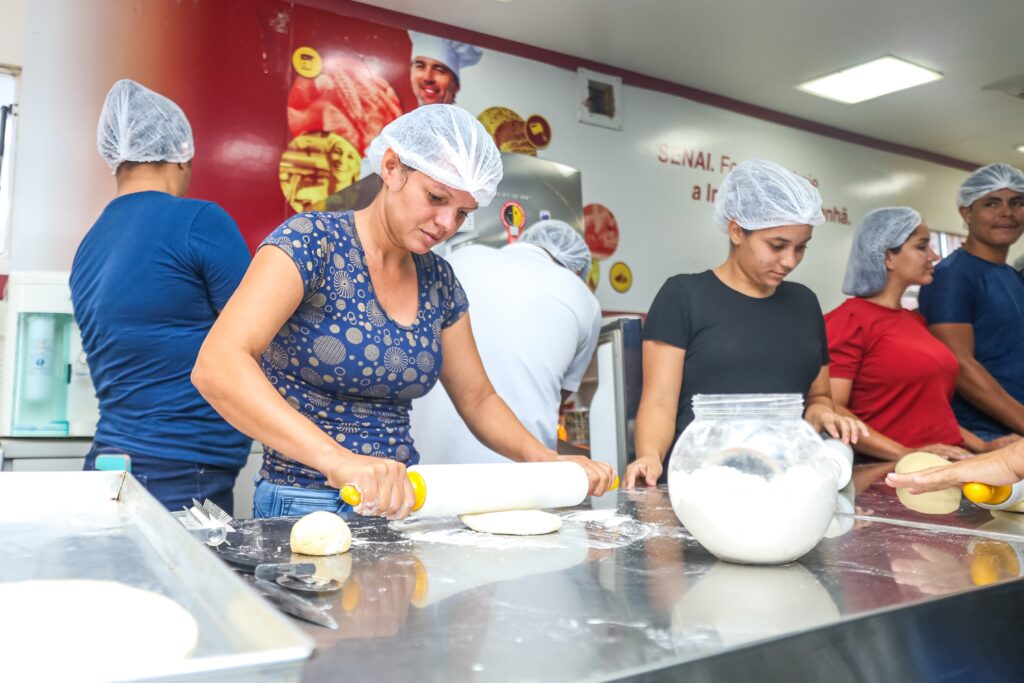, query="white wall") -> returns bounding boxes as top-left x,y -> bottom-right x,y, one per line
0,0 -> 27,68
8,1 -> 125,272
